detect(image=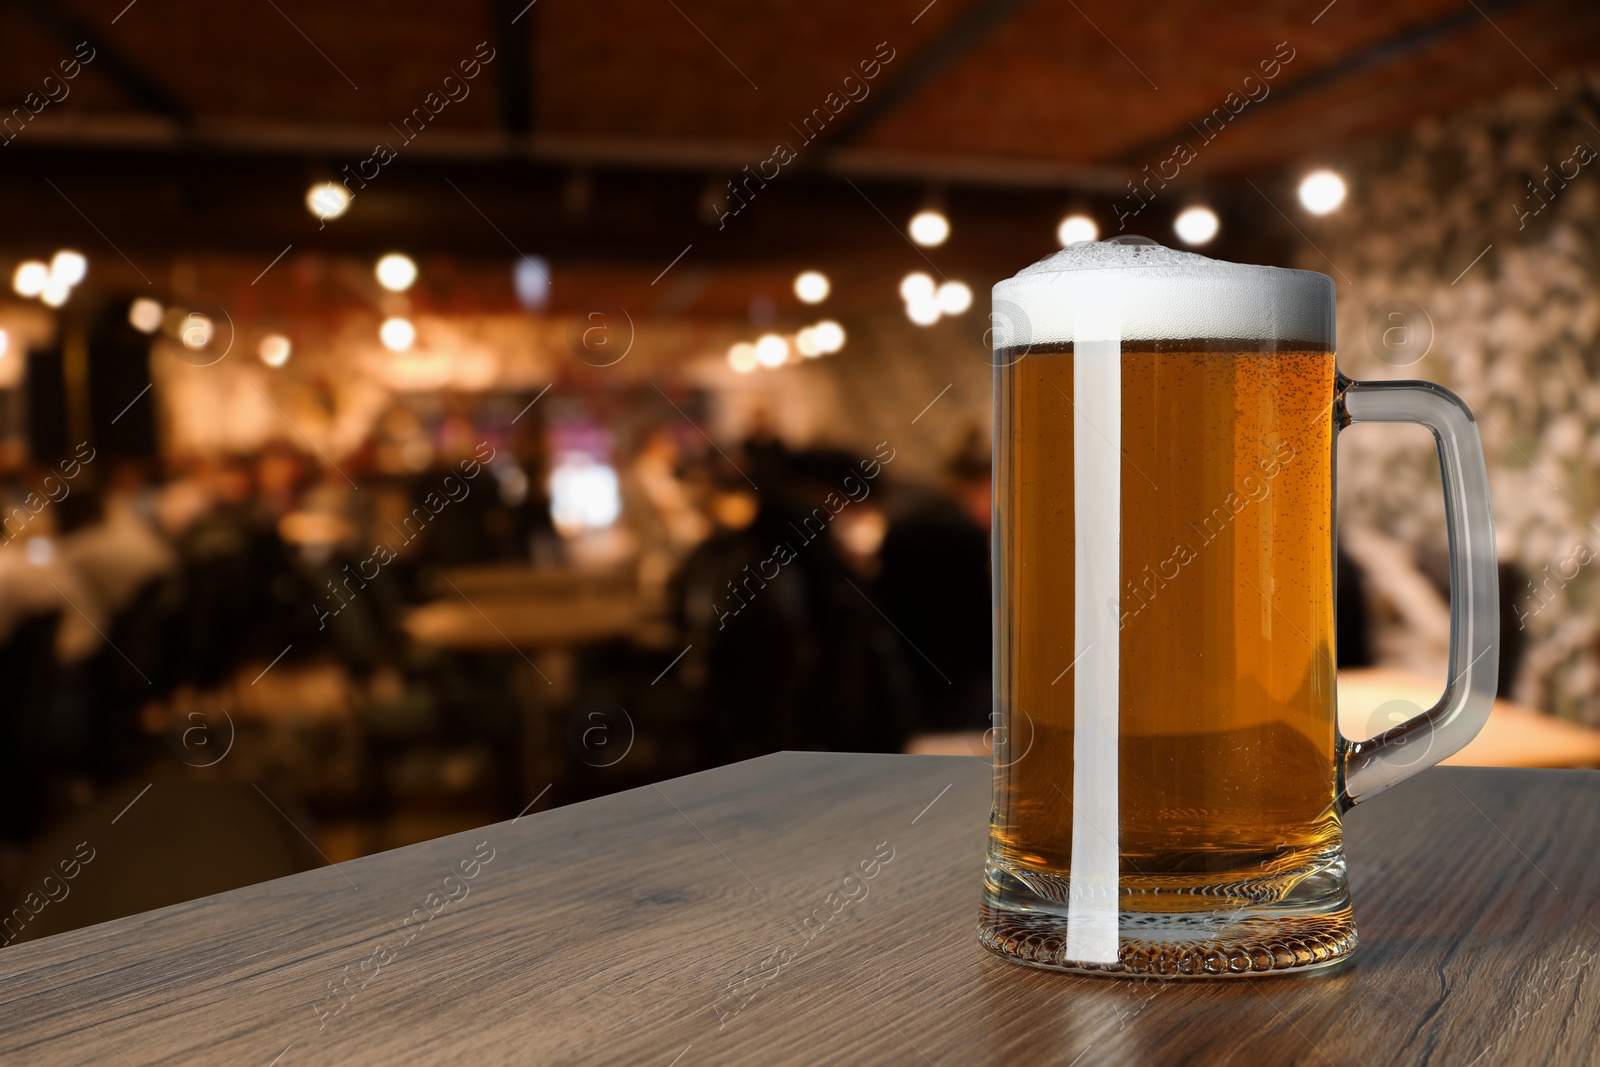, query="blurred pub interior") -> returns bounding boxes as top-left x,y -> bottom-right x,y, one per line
2,0 -> 1600,943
